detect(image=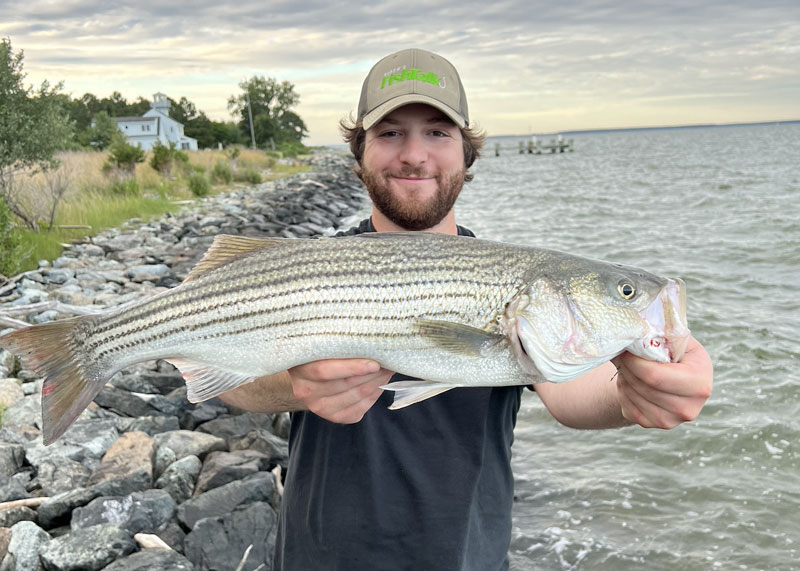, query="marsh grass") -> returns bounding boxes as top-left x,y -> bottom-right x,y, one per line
7,147 -> 310,273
